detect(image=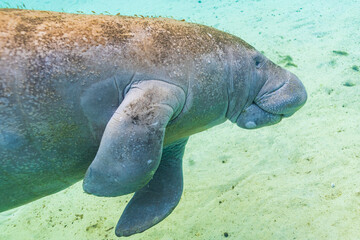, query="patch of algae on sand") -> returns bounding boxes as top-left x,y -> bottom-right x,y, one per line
278,55 -> 298,68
